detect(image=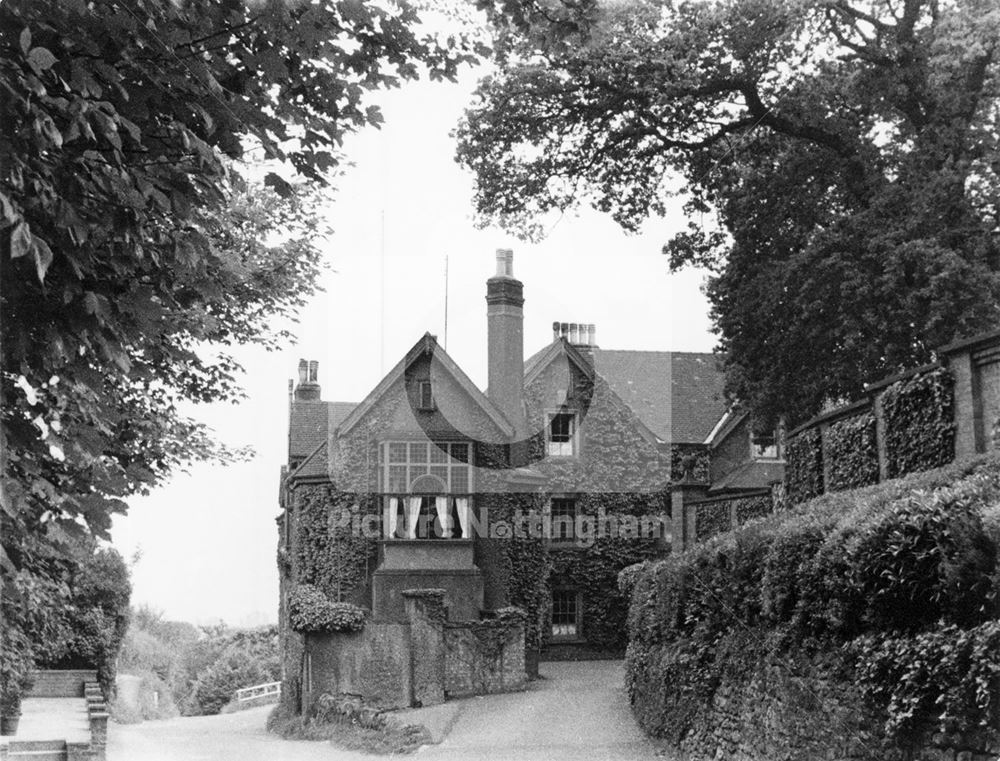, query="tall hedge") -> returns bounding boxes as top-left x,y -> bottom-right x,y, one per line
825,412 -> 879,492
882,368 -> 955,478
625,454 -> 1000,752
